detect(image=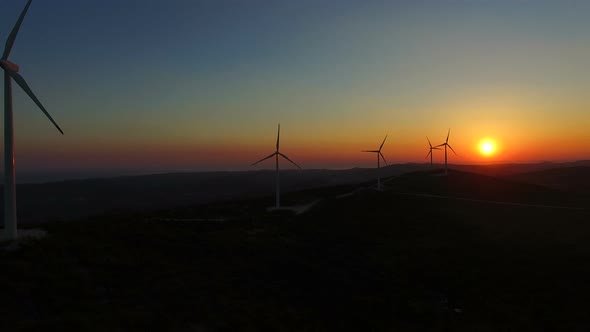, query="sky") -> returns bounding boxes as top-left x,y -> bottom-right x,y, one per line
0,0 -> 589,179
